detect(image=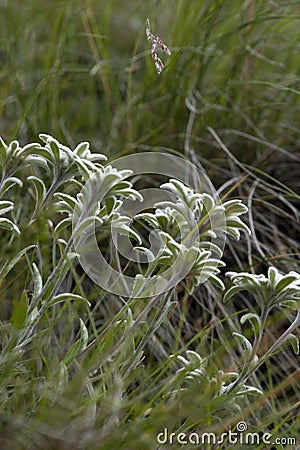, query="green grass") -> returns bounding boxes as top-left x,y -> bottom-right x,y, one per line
0,1 -> 299,449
